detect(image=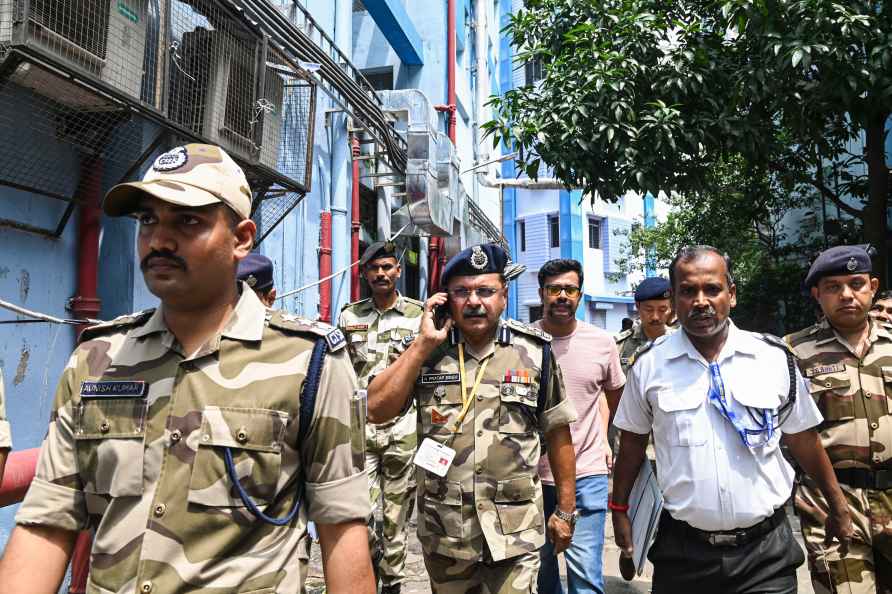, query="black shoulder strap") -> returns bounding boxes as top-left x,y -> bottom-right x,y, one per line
760,333 -> 797,408
299,338 -> 329,446
538,342 -> 552,417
